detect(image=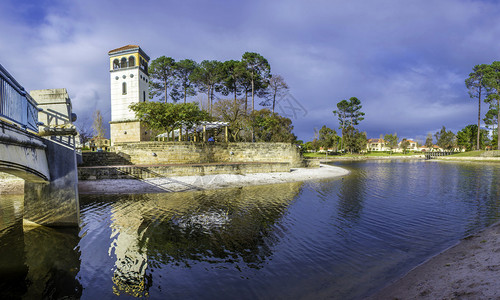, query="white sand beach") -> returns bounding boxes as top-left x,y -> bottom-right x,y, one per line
78,164 -> 349,194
